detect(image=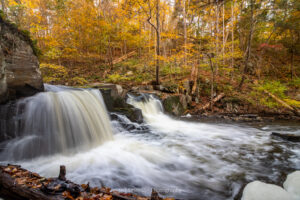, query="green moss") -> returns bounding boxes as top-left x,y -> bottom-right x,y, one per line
163,96 -> 184,116
0,15 -> 41,57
